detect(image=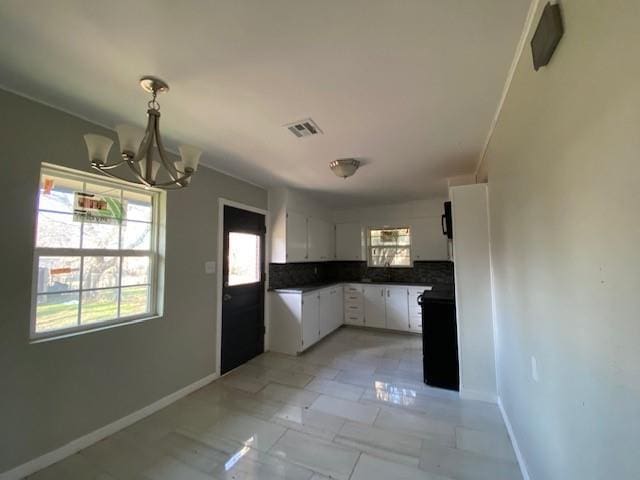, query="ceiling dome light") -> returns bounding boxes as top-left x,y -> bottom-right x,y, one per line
330,158 -> 360,179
